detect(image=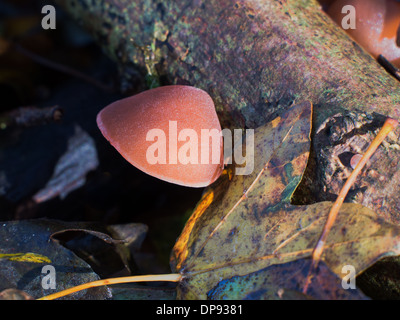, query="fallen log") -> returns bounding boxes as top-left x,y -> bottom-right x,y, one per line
54,0 -> 400,225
